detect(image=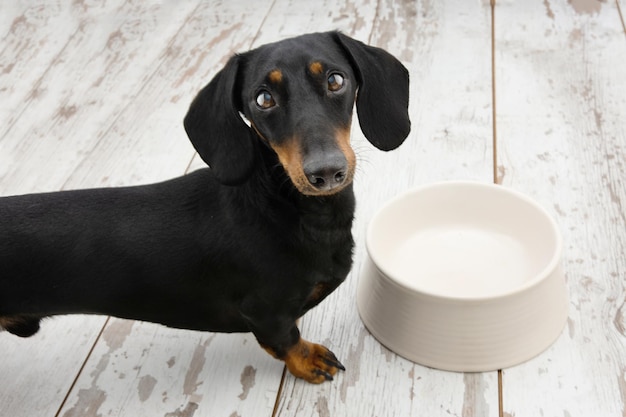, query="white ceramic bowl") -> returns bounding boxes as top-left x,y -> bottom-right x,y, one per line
357,182 -> 568,372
